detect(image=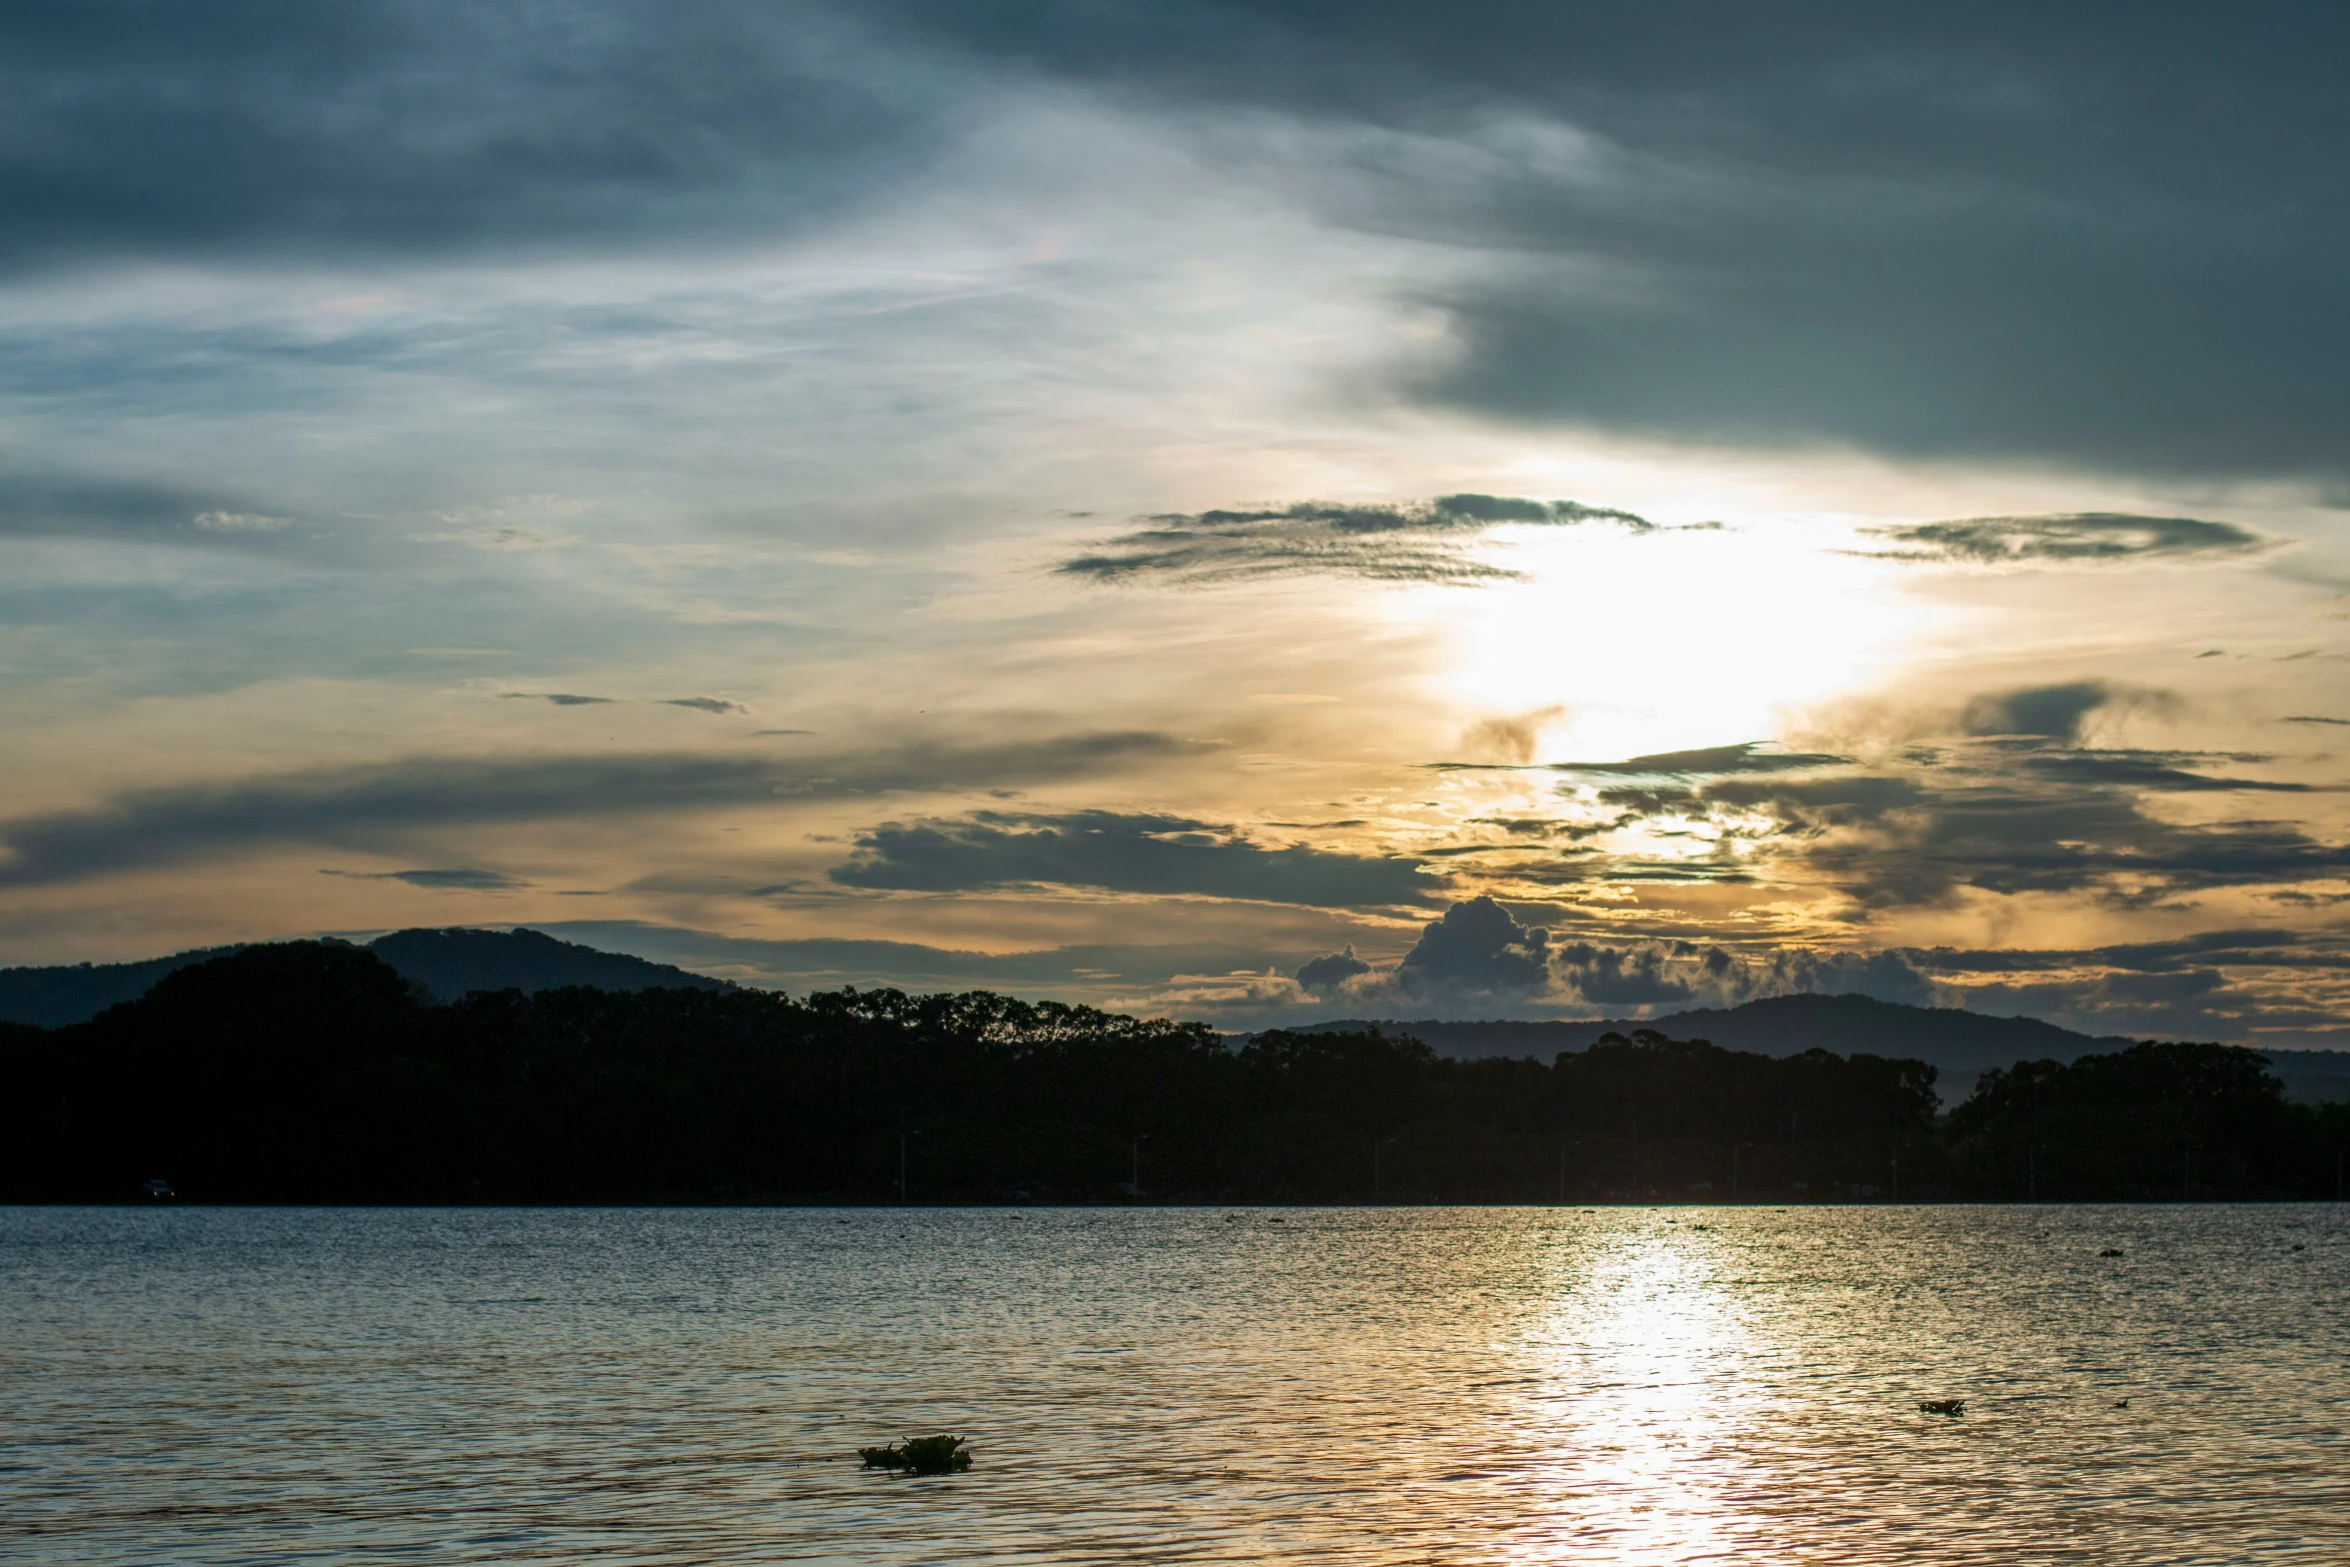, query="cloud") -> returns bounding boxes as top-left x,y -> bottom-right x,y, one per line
1455,705 -> 1565,764
1955,681 -> 2173,742
1392,895 -> 1551,996
2284,715 -> 2350,727
0,732 -> 1202,887
1585,732 -> 2350,910
1859,513 -> 2268,567
0,473 -> 296,544
2013,751 -> 2313,794
322,866 -> 526,890
1294,945 -> 1373,995
1900,927 -> 2350,1041
191,510 -> 294,533
504,692 -> 616,707
1553,941 -> 1692,1006
0,0 -> 946,274
829,809 -> 1430,907
664,696 -> 751,715
1745,947 -> 1936,1009
1542,742 -> 1844,777
893,4 -> 2350,480
1056,494 -> 1654,586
